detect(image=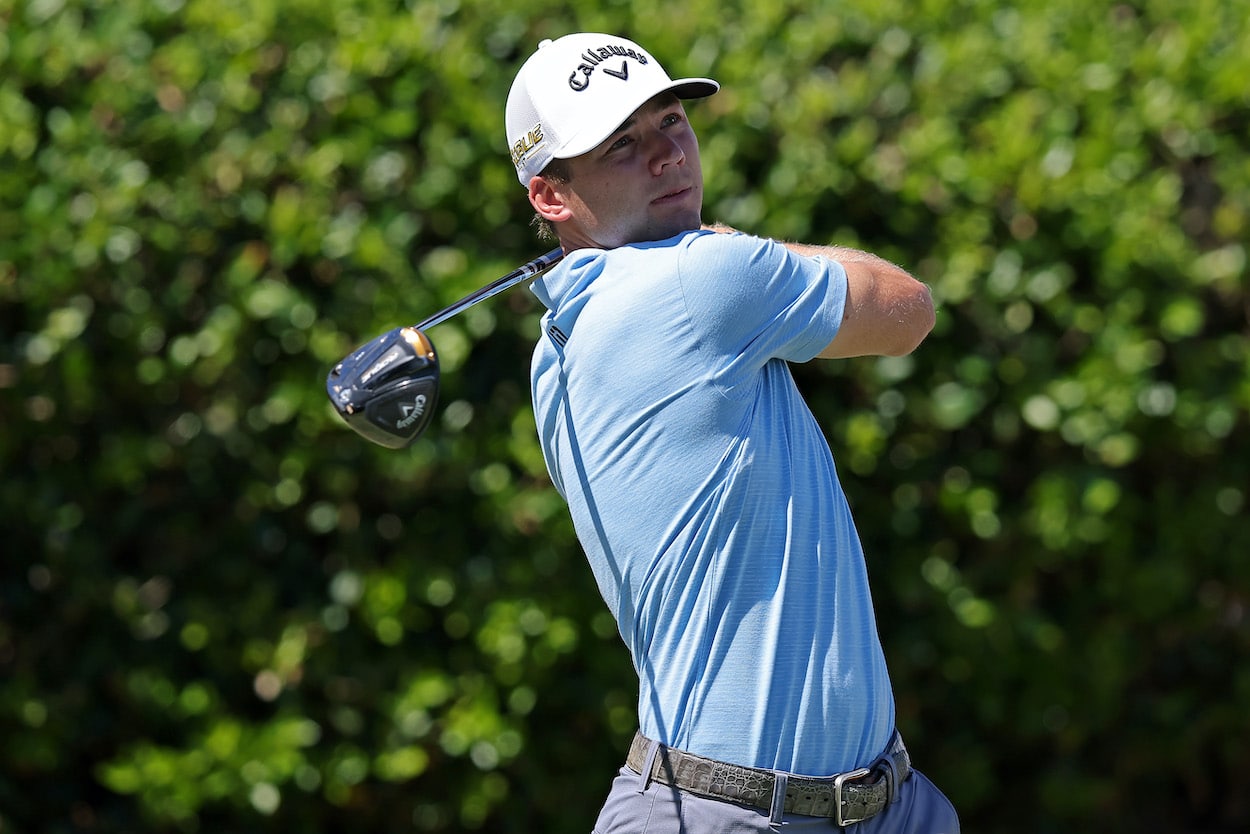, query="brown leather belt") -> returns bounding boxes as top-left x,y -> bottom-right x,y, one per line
626,731 -> 911,827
